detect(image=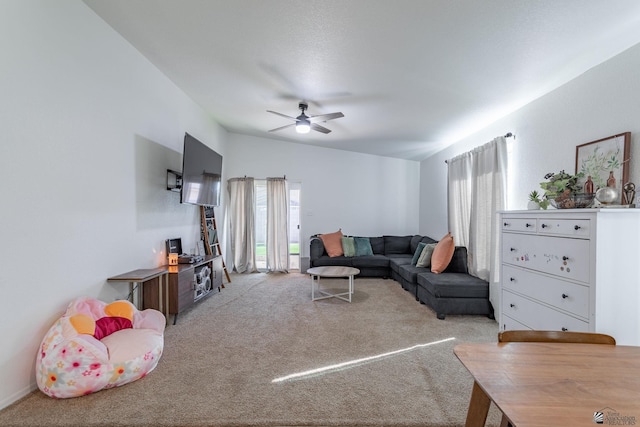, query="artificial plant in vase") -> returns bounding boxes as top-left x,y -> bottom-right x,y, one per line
539,170 -> 585,209
528,190 -> 549,210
